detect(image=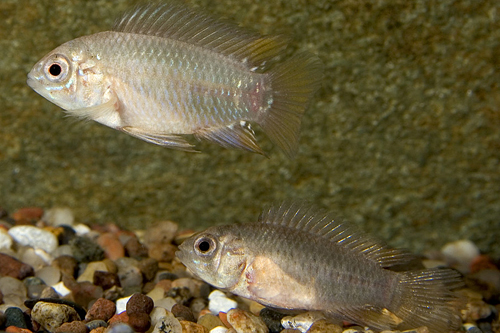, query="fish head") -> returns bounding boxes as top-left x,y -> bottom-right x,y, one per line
27,39 -> 106,112
176,226 -> 249,290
